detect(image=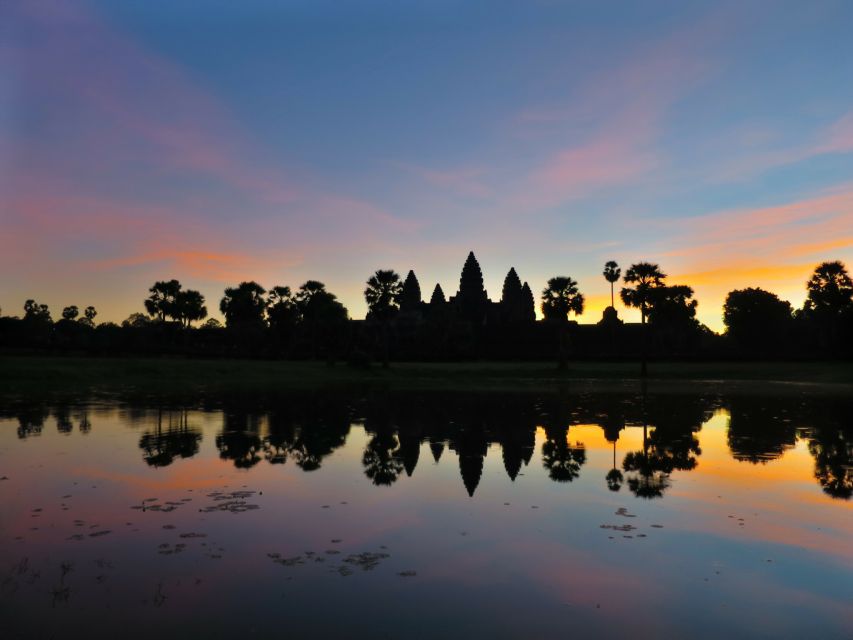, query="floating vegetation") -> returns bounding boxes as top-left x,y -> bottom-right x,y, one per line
157,542 -> 187,556
178,532 -> 207,538
199,490 -> 260,514
600,524 -> 637,532
615,507 -> 636,518
398,570 -> 417,577
342,551 -> 390,572
89,530 -> 111,538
